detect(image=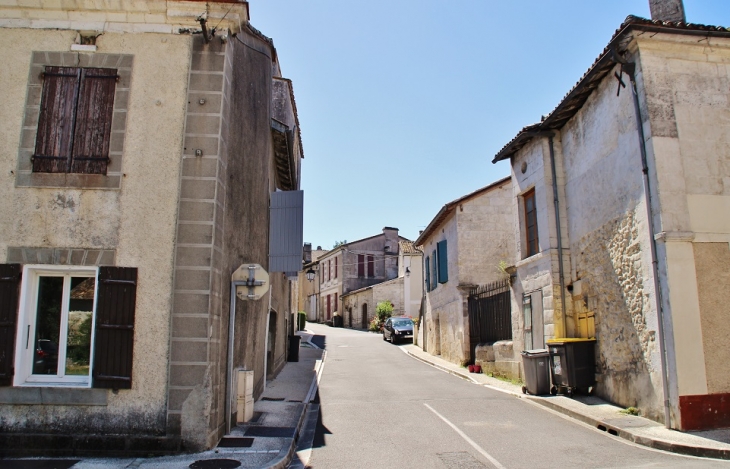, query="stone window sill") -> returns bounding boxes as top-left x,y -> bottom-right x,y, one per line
0,386 -> 107,406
